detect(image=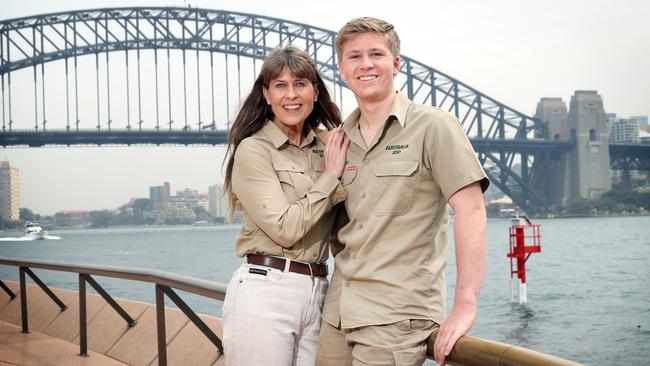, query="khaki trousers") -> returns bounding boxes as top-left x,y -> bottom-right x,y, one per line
223,262 -> 328,366
315,319 -> 438,366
